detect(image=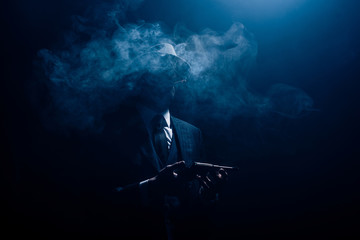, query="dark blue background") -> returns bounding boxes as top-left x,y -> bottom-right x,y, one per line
2,0 -> 360,238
